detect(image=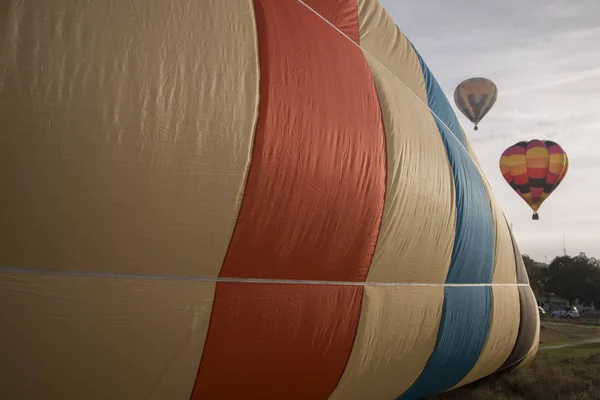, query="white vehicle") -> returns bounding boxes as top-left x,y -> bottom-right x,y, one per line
551,306 -> 580,319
